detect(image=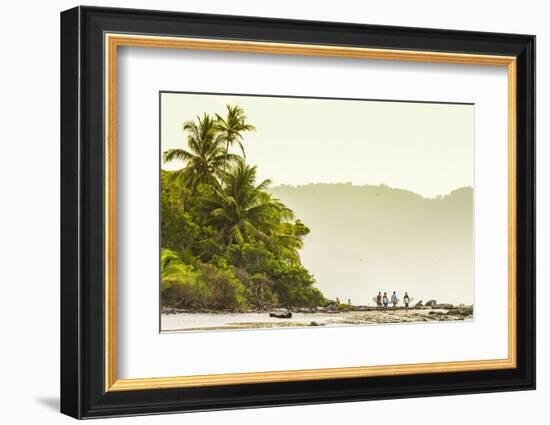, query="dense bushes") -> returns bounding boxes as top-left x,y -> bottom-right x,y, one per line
161,249 -> 247,311
161,239 -> 324,310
